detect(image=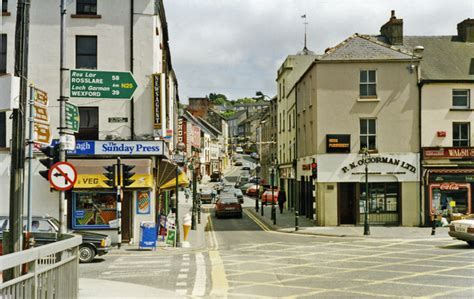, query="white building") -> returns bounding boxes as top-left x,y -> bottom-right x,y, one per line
0,0 -> 179,244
